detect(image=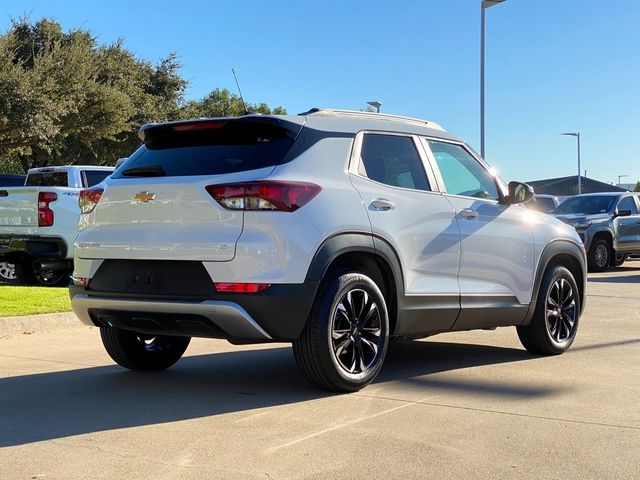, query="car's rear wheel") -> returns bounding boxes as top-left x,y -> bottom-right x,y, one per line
14,261 -> 70,287
587,238 -> 610,272
100,327 -> 191,371
293,272 -> 389,392
0,262 -> 17,283
611,252 -> 627,267
517,265 -> 580,355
